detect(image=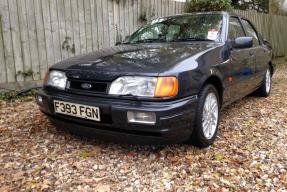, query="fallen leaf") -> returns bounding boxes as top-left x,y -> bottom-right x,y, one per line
79,151 -> 89,158
214,153 -> 224,161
